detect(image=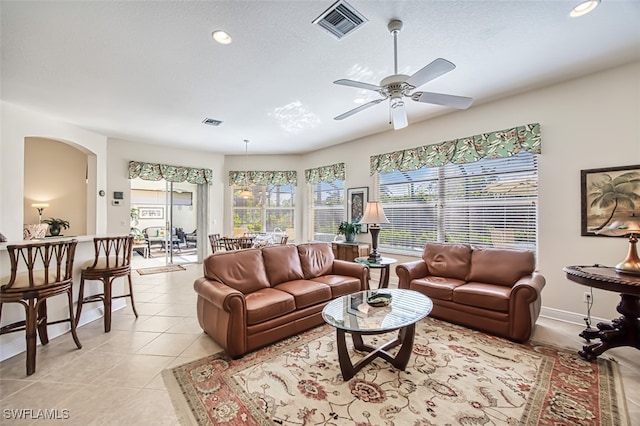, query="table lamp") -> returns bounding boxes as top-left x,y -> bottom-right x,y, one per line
359,201 -> 389,263
596,215 -> 640,275
31,203 -> 49,223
